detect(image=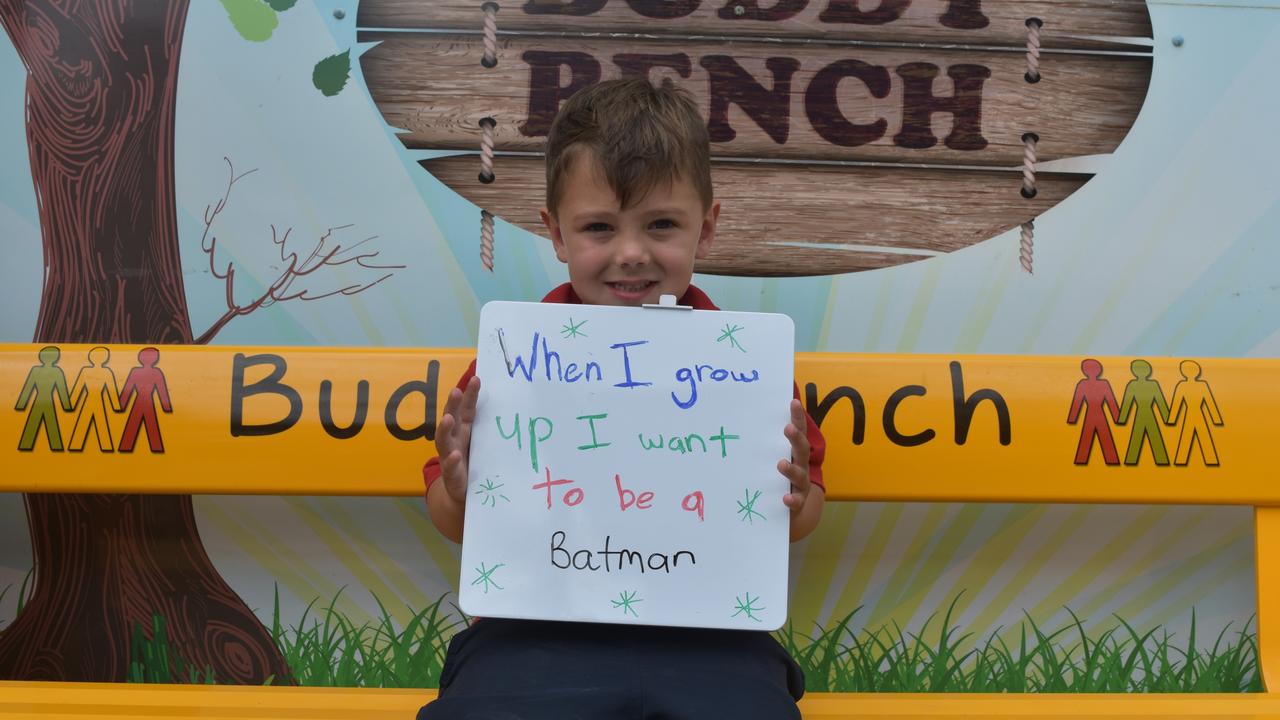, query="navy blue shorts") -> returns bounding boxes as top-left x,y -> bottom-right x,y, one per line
417,618 -> 805,719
